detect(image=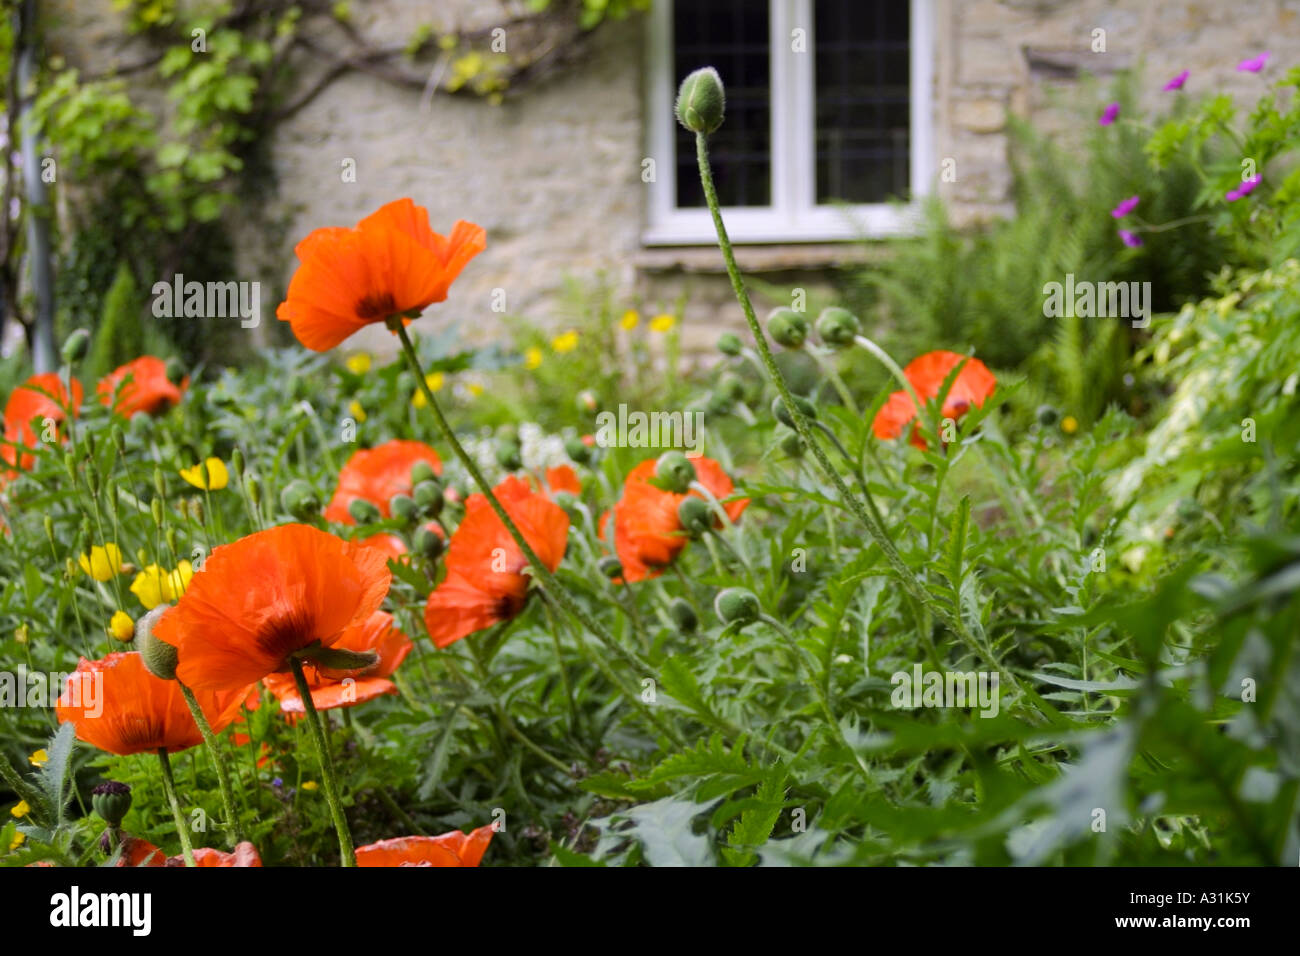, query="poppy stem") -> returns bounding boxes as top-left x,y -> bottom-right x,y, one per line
178,681 -> 244,844
290,659 -> 355,866
693,131 -> 1031,704
156,748 -> 196,867
850,334 -> 936,439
